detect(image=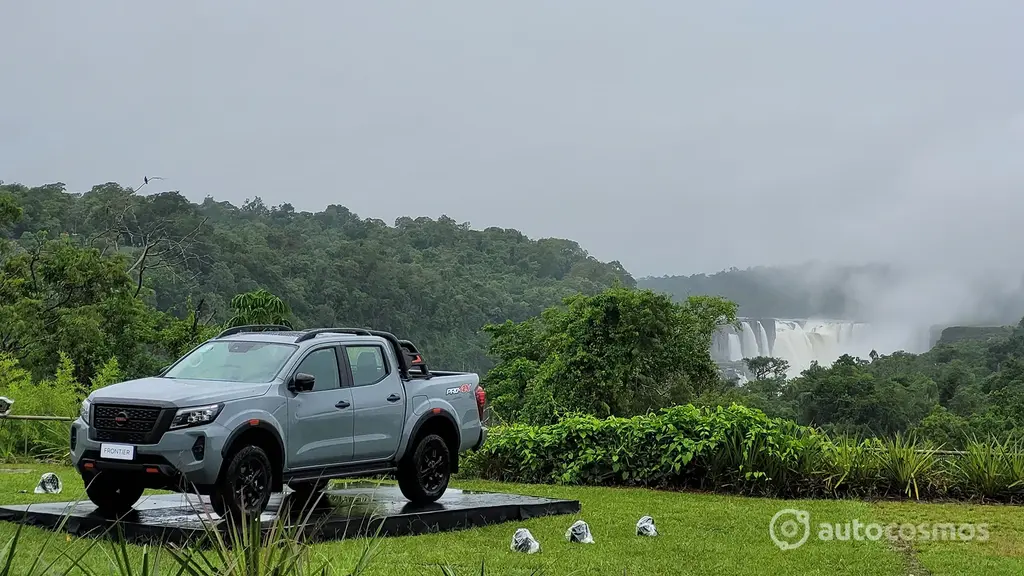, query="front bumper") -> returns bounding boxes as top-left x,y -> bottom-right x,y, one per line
70,418 -> 228,490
